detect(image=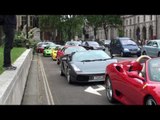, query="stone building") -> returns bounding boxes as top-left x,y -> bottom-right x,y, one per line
84,25 -> 118,40
122,15 -> 157,43
85,15 -> 159,43
16,15 -> 38,31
